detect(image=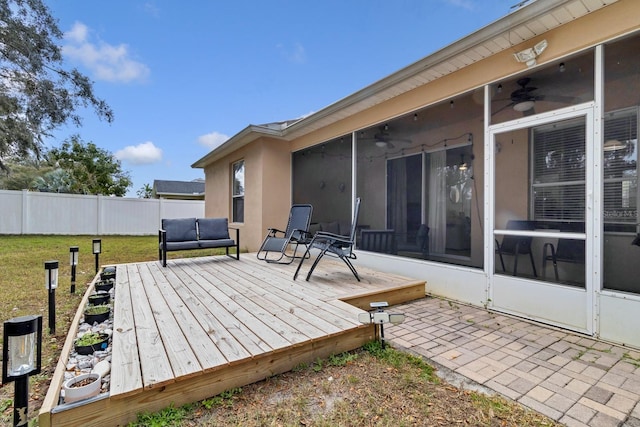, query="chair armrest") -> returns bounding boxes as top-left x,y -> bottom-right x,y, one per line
312,231 -> 352,245
267,227 -> 285,237
542,242 -> 556,261
290,229 -> 312,242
